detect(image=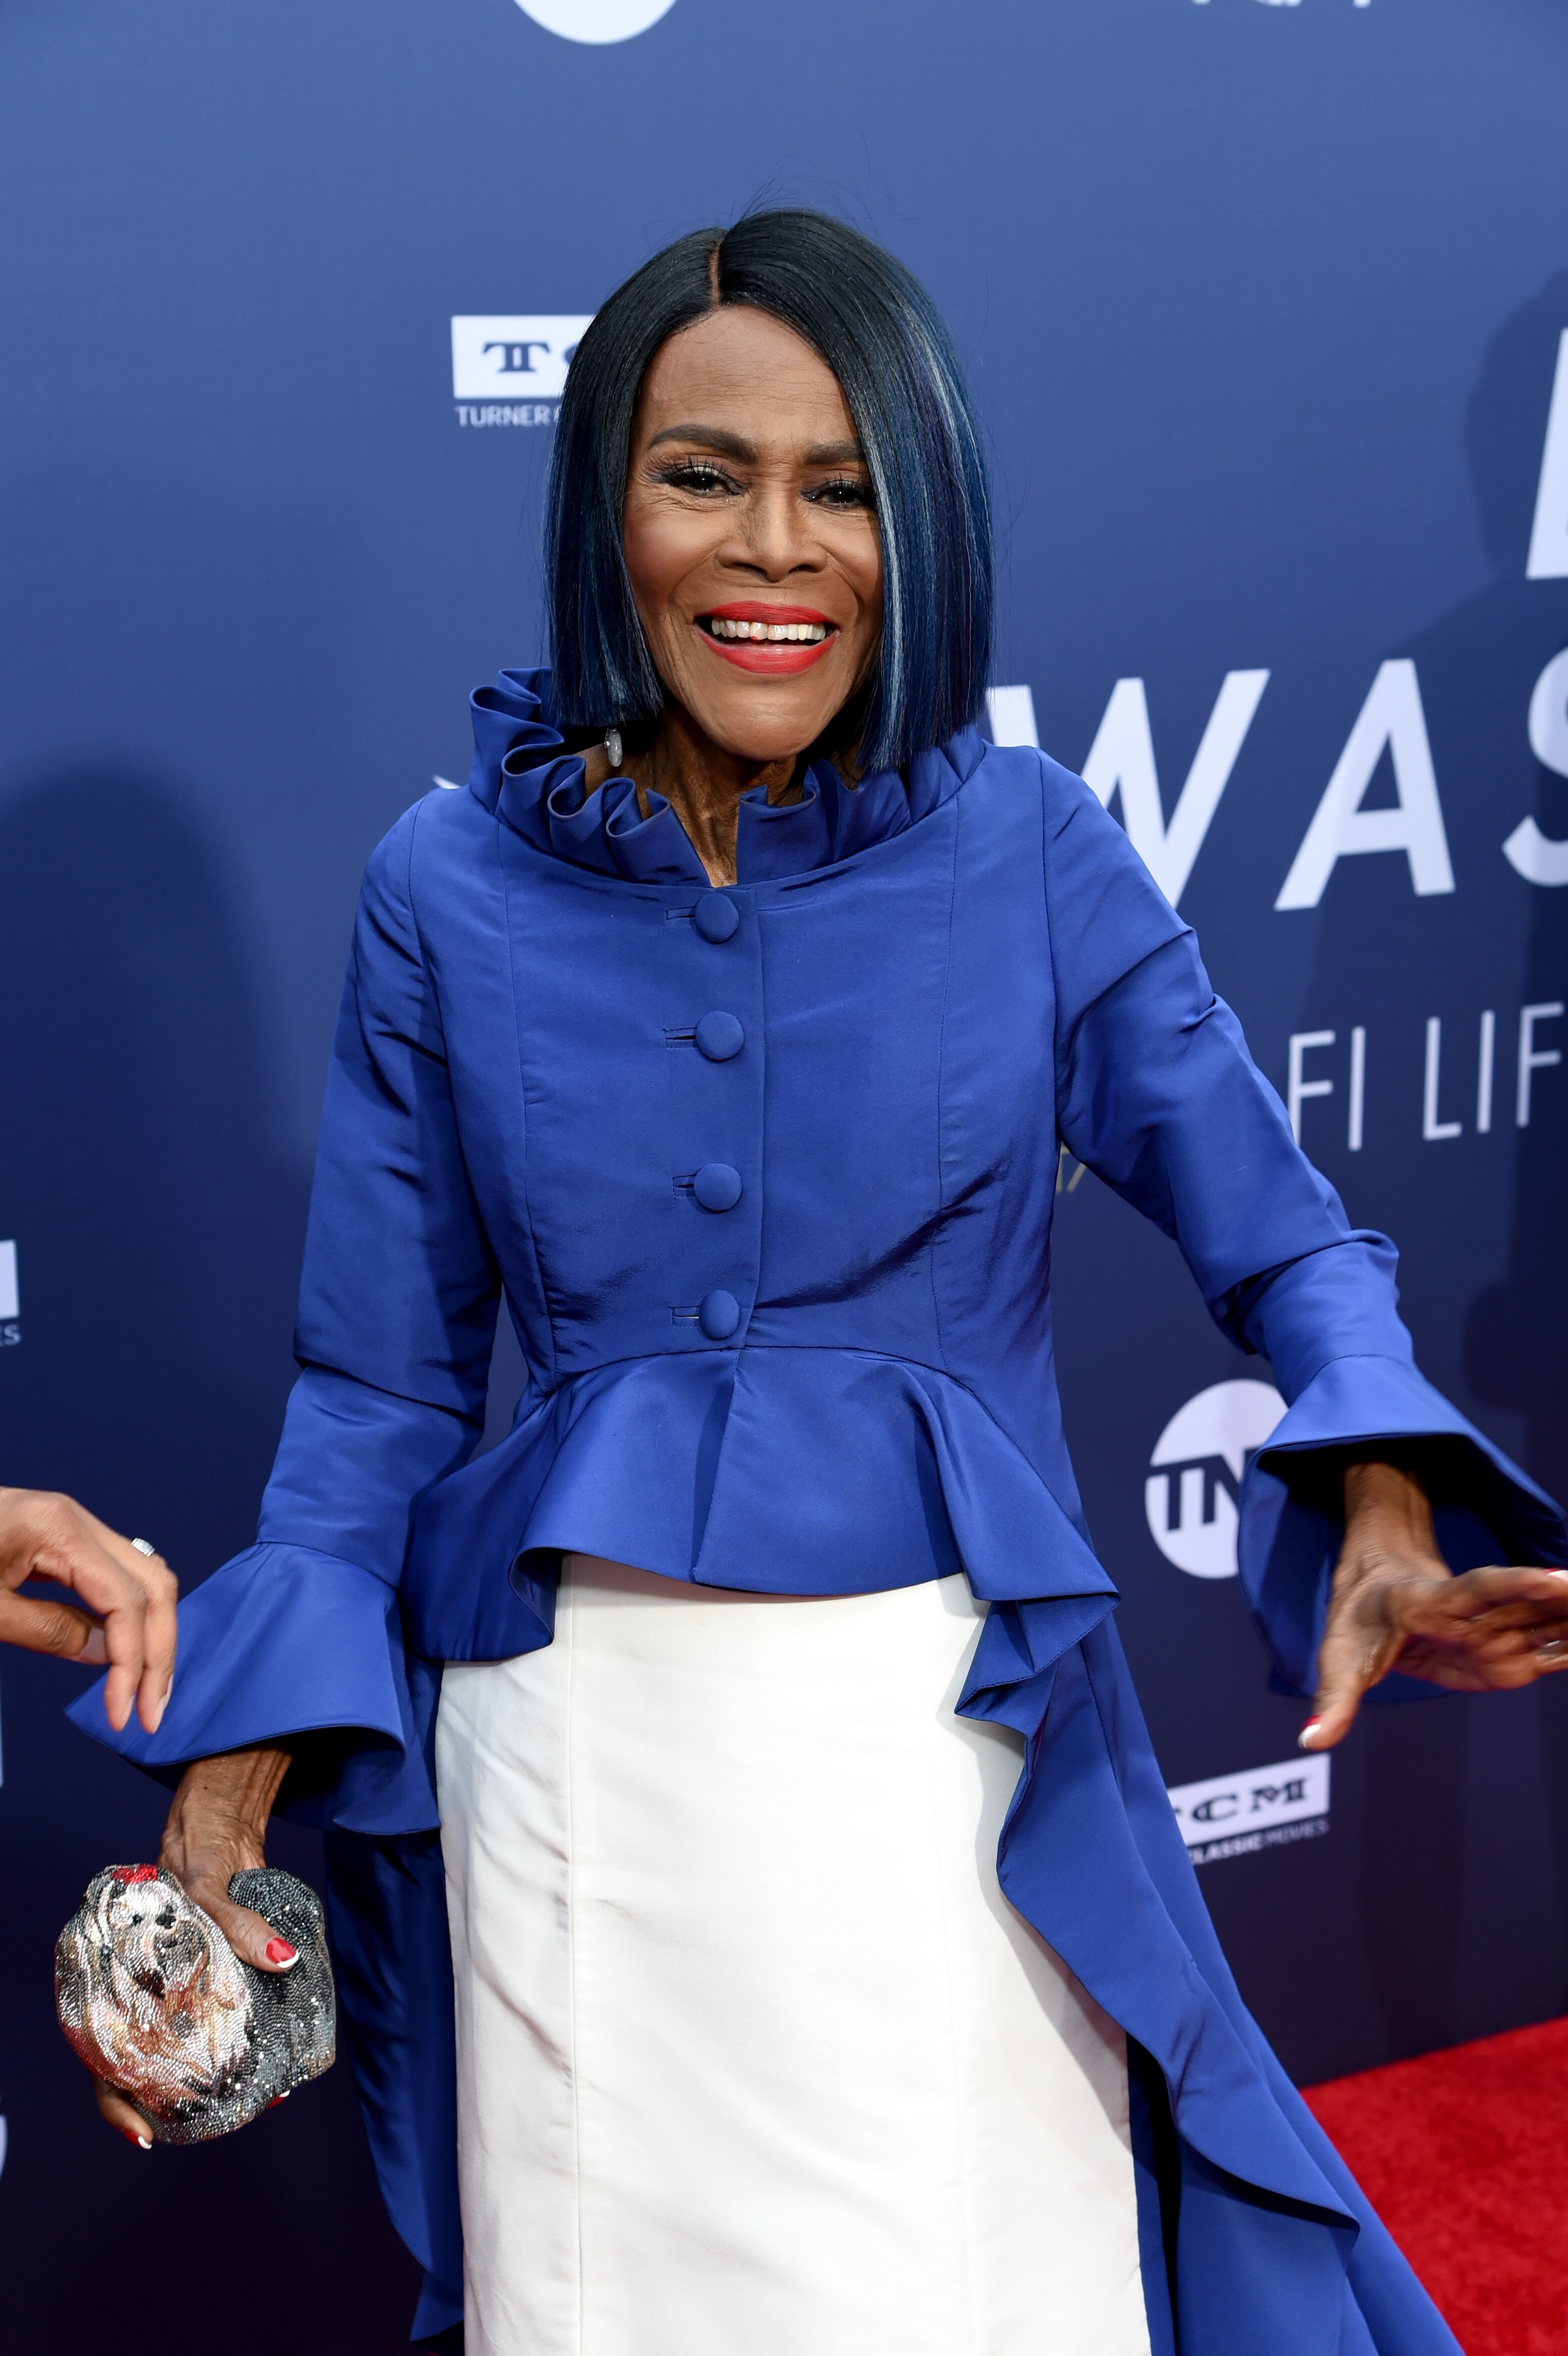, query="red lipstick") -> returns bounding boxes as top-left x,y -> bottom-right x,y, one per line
697,600 -> 840,675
